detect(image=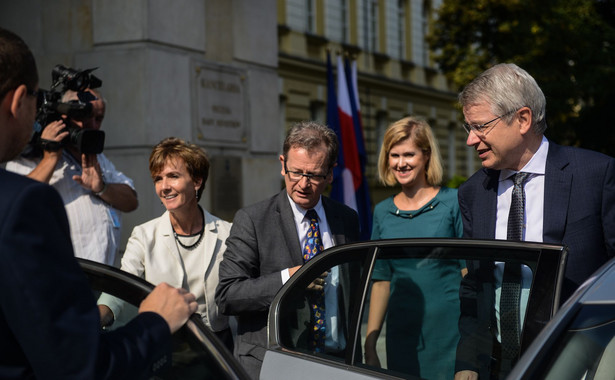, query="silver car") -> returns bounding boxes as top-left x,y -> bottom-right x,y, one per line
83,238 -> 583,379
